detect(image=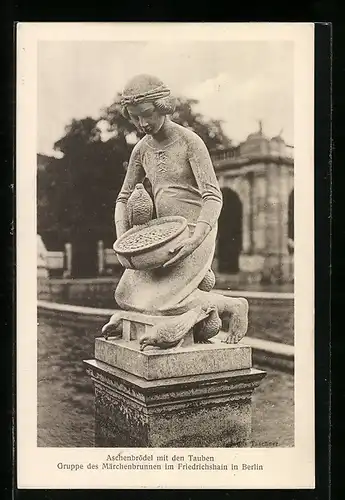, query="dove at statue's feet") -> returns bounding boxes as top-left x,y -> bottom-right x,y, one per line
101,312 -> 122,340
222,298 -> 249,344
194,306 -> 222,343
139,306 -> 205,351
